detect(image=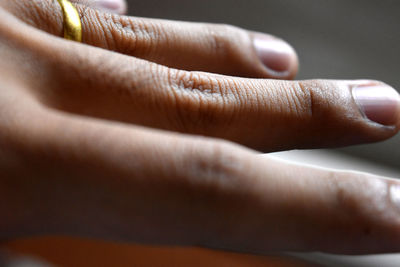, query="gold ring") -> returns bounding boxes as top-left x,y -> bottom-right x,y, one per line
57,0 -> 82,42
